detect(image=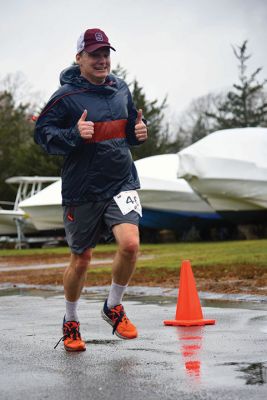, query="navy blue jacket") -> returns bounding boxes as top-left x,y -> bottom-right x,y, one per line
35,66 -> 144,206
